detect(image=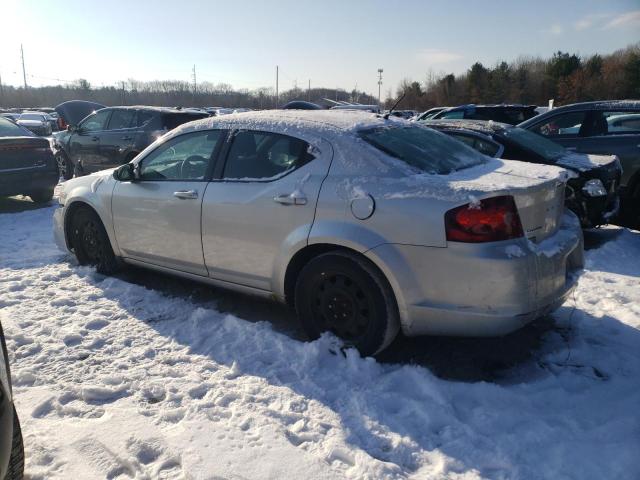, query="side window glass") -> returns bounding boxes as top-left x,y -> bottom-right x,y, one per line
80,110 -> 111,132
531,112 -> 586,137
441,110 -> 464,119
223,131 -> 313,180
136,111 -> 155,128
475,138 -> 501,157
449,133 -> 476,148
139,130 -> 222,181
604,111 -> 640,134
107,109 -> 136,130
